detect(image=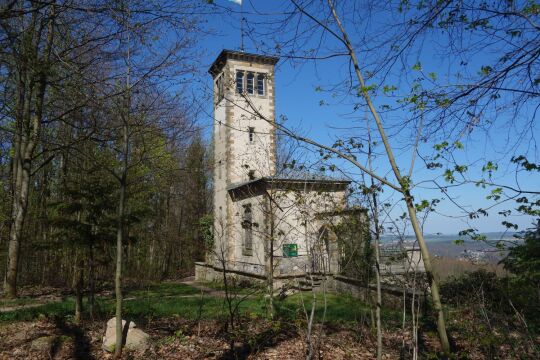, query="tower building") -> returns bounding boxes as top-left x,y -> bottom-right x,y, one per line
196,50 -> 363,285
